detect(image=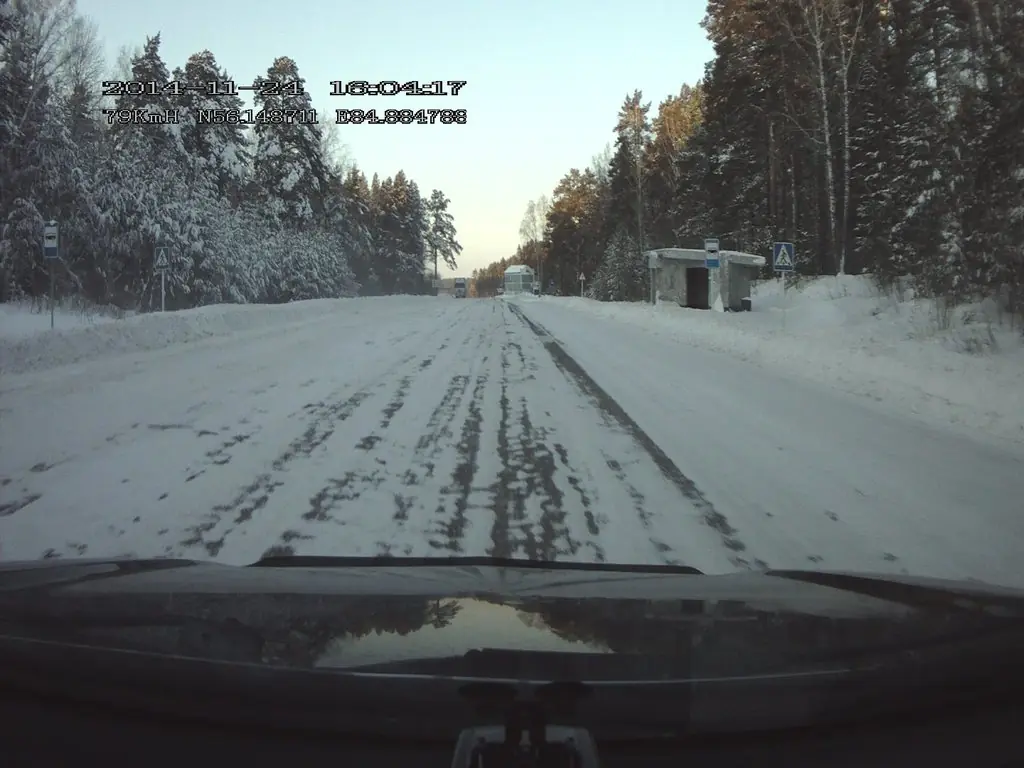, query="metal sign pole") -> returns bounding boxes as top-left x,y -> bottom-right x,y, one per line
782,273 -> 787,331
773,242 -> 795,332
43,221 -> 59,329
154,245 -> 170,312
